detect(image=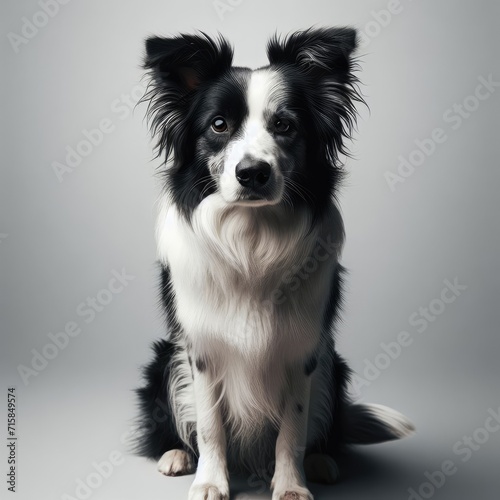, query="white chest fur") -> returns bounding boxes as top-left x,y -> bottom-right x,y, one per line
156,195 -> 343,362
